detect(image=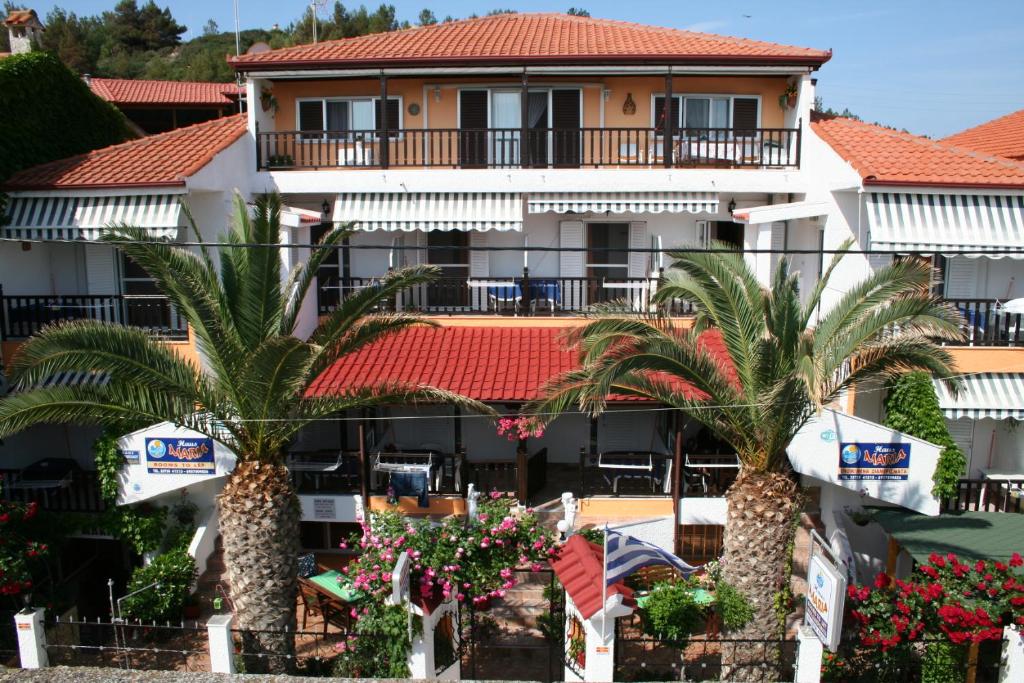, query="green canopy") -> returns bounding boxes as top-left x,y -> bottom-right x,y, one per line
871,508 -> 1024,564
